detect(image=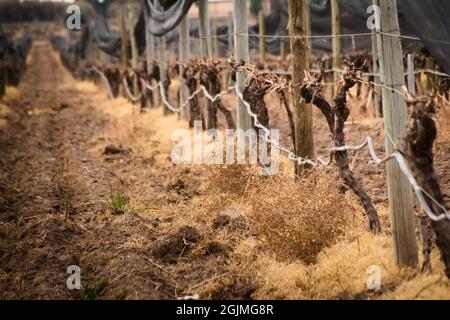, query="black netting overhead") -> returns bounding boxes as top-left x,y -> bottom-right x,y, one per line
55,0 -> 450,74
221,0 -> 450,73
217,3 -> 289,57
309,0 -> 450,73
76,0 -> 198,59
87,14 -> 122,57
397,0 -> 450,74
141,0 -> 197,37
134,0 -> 197,55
